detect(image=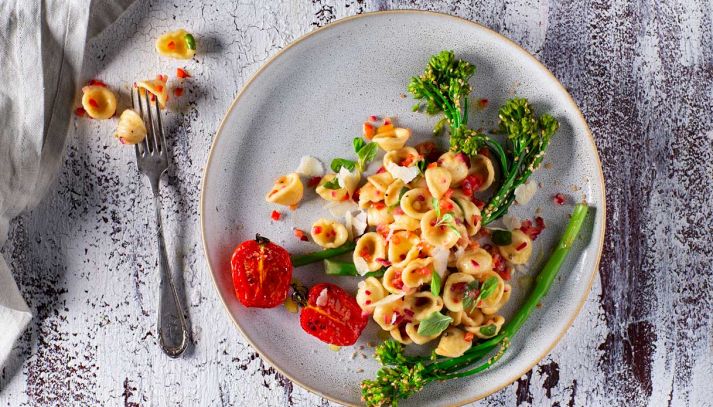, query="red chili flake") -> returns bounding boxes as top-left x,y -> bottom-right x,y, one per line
74,107 -> 86,117
403,309 -> 415,317
326,230 -> 336,239
500,267 -> 512,281
416,195 -> 425,202
365,290 -> 371,296
173,87 -> 184,97
516,241 -> 528,251
473,198 -> 485,210
374,202 -> 386,210
471,259 -> 480,268
464,332 -> 475,342
155,85 -> 164,93
376,166 -> 386,174
401,154 -> 415,167
312,225 -> 323,234
88,79 -> 107,87
376,258 -> 391,267
417,267 -> 431,276
520,217 -> 546,240
365,300 -> 372,305
392,277 -> 404,290
376,224 -> 390,237
359,248 -> 372,261
149,93 -> 156,101
439,200 -> 454,213
270,210 -> 281,221
157,74 -> 168,82
307,176 -> 322,188
368,115 -> 378,122
383,117 -> 392,125
554,193 -> 566,205
342,192 -> 350,201
455,152 -> 469,163
443,189 -> 454,200
293,228 -> 308,241
363,122 -> 376,140
167,41 -> 176,49
427,162 -> 438,170
176,68 -> 191,78
461,175 -> 483,197
478,98 -> 489,109
352,188 -> 360,203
